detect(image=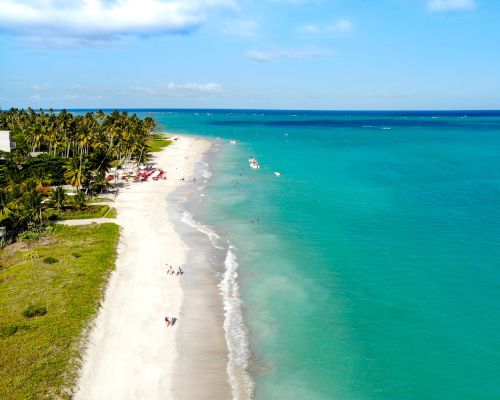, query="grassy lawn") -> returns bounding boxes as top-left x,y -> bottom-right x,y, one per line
48,205 -> 110,221
105,207 -> 117,219
0,223 -> 120,399
148,133 -> 172,153
88,197 -> 114,204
